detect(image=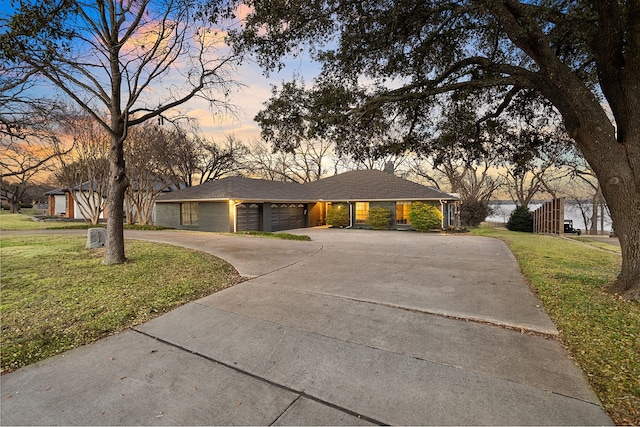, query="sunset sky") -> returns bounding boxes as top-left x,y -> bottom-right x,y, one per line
0,0 -> 321,145
189,51 -> 321,143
